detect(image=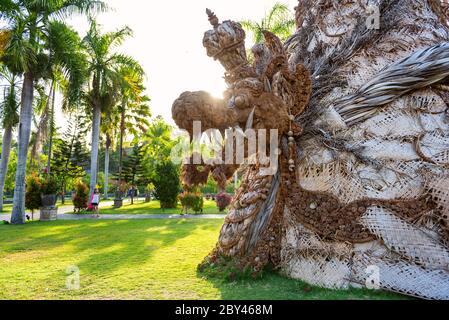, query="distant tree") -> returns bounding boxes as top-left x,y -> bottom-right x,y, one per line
51,117 -> 89,204
4,148 -> 17,195
105,70 -> 149,200
201,175 -> 218,194
142,116 -> 176,181
240,2 -> 295,43
152,161 -> 180,209
0,64 -> 19,212
82,20 -> 144,203
120,144 -> 146,204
